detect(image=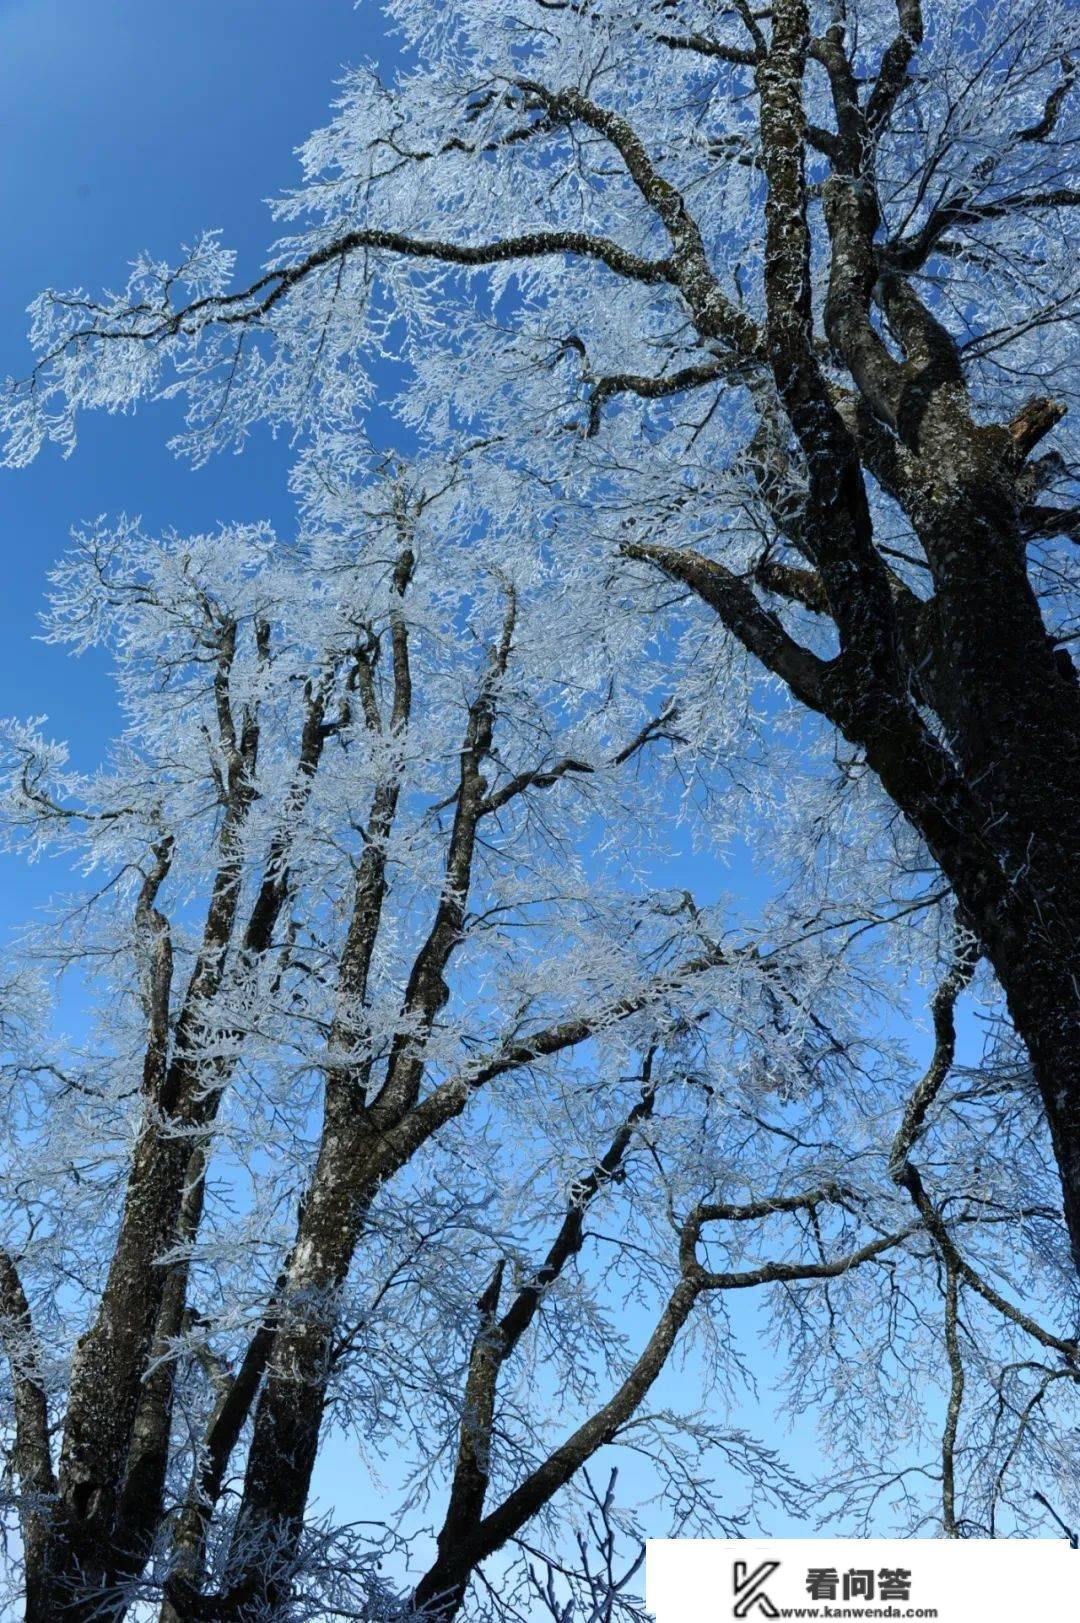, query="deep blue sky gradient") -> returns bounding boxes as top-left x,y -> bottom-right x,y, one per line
0,0 -> 390,927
